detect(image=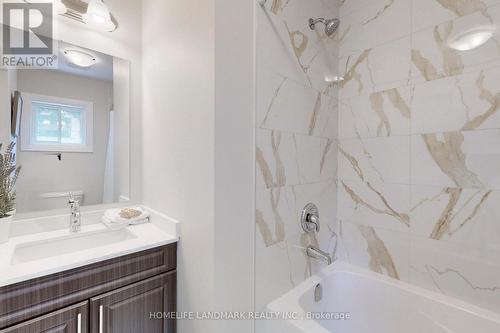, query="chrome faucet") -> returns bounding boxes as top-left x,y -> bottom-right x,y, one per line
301,203 -> 320,233
306,246 -> 332,265
68,193 -> 81,232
